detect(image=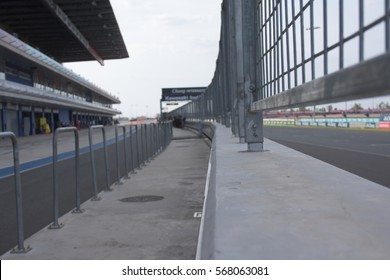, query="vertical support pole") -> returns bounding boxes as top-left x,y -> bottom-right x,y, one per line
386,0 -> 390,52
50,109 -> 55,134
339,0 -> 344,70
144,124 -> 150,163
30,108 -> 35,136
234,0 -> 246,143
0,132 -> 31,253
129,125 -> 137,174
50,130 -> 64,229
2,103 -> 7,131
115,125 -> 123,185
89,126 -> 101,201
135,125 -> 142,170
123,126 -> 130,178
17,108 -> 22,137
89,126 -> 112,199
359,0 -> 364,62
72,129 -> 82,214
323,0 -> 328,75
140,124 -> 146,166
242,0 -> 263,152
50,127 -> 83,230
300,0 -> 306,83
157,122 -> 162,154
101,127 -> 112,191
